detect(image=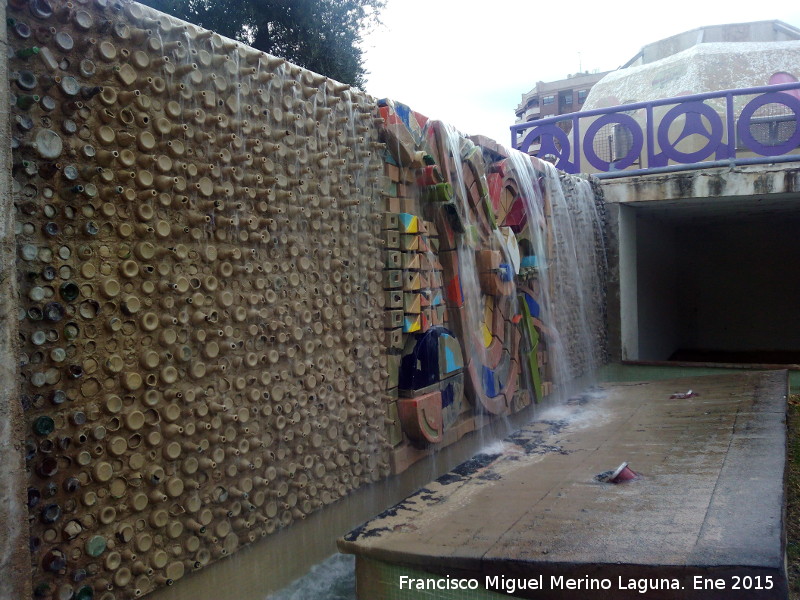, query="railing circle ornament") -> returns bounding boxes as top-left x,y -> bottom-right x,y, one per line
737,92 -> 800,157
656,101 -> 725,165
583,113 -> 643,171
519,124 -> 572,171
